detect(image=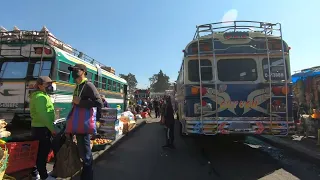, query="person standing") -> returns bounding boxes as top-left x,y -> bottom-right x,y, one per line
153,98 -> 160,118
68,64 -> 103,180
30,76 -> 56,180
163,96 -> 175,149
